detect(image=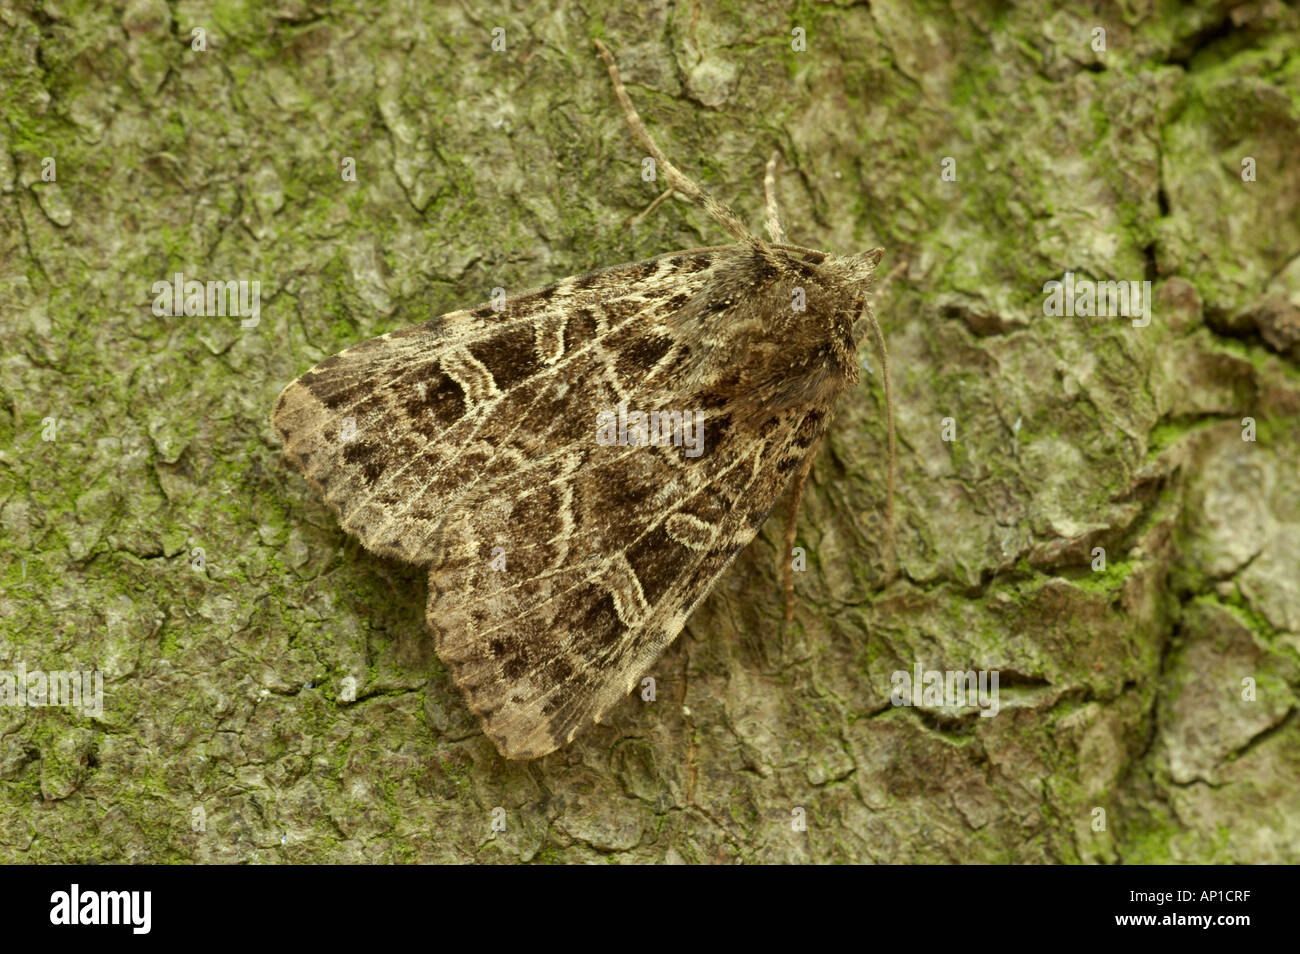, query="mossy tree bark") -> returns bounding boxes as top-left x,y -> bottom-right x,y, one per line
1,1 -> 1297,862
